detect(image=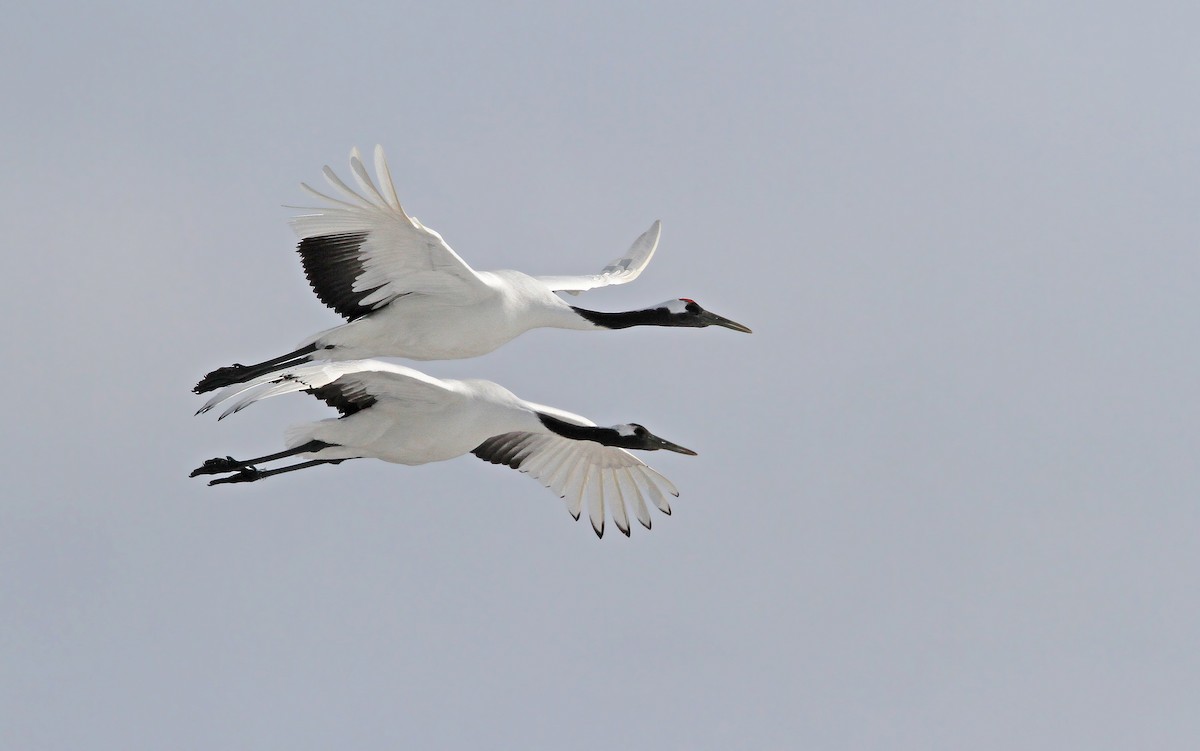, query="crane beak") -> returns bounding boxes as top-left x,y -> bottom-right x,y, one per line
699,310 -> 753,333
651,434 -> 698,456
